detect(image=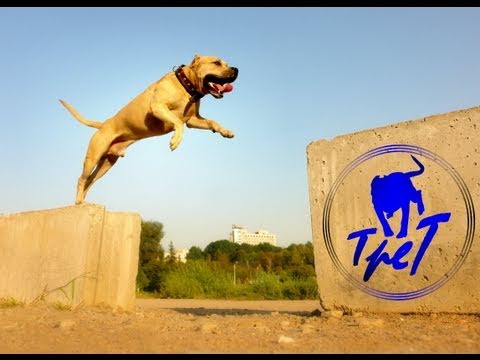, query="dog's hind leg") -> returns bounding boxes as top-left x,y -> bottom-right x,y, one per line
75,130 -> 116,204
77,137 -> 135,204
373,203 -> 394,238
397,204 -> 410,239
414,189 -> 425,215
83,154 -> 119,197
106,139 -> 135,158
